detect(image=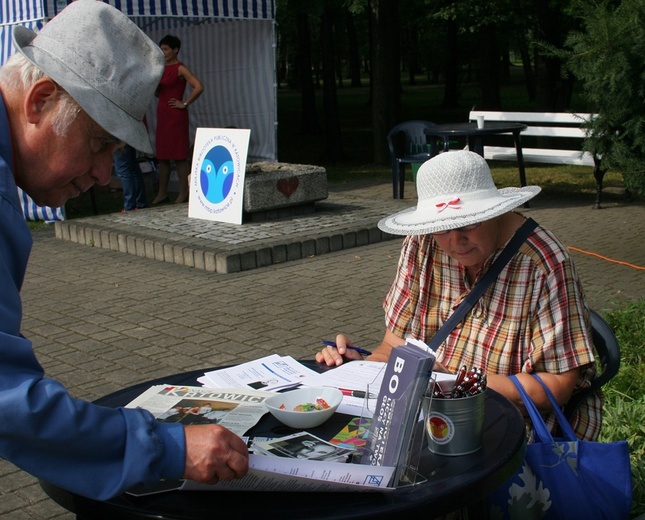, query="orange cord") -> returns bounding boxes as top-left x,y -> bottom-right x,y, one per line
568,246 -> 645,271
